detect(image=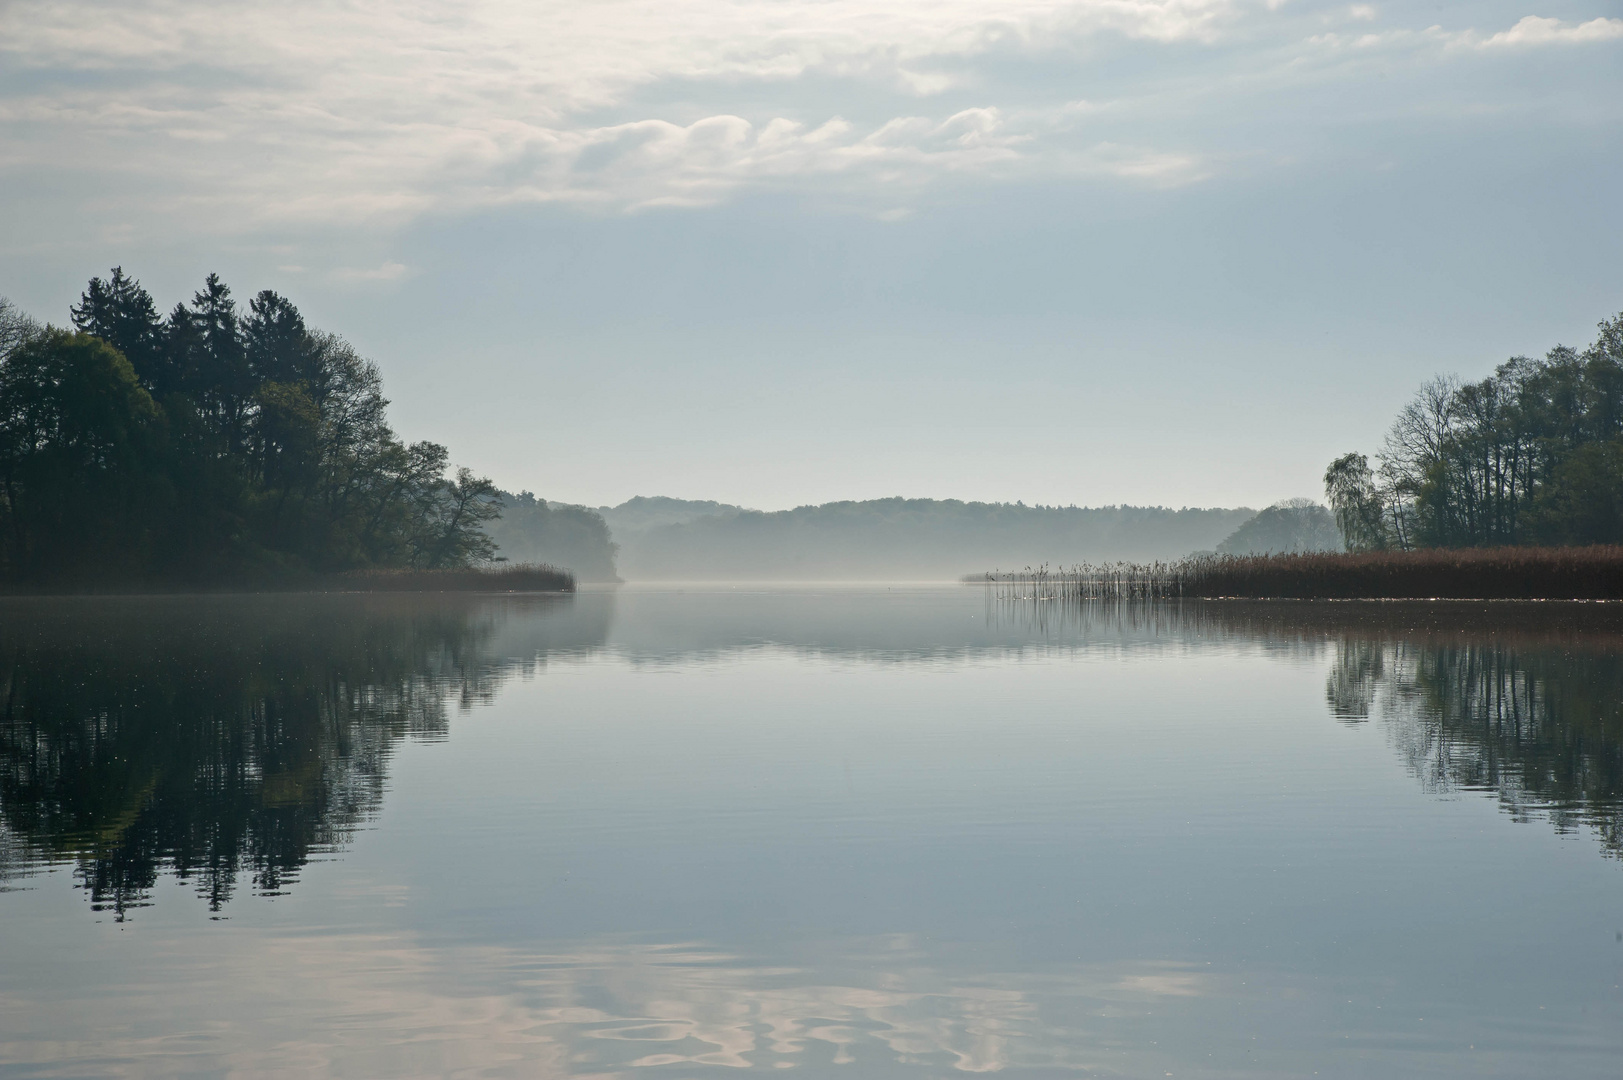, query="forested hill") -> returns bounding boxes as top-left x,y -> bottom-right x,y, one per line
0,270 -> 502,589
597,496 -> 748,536
611,498 -> 1257,580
